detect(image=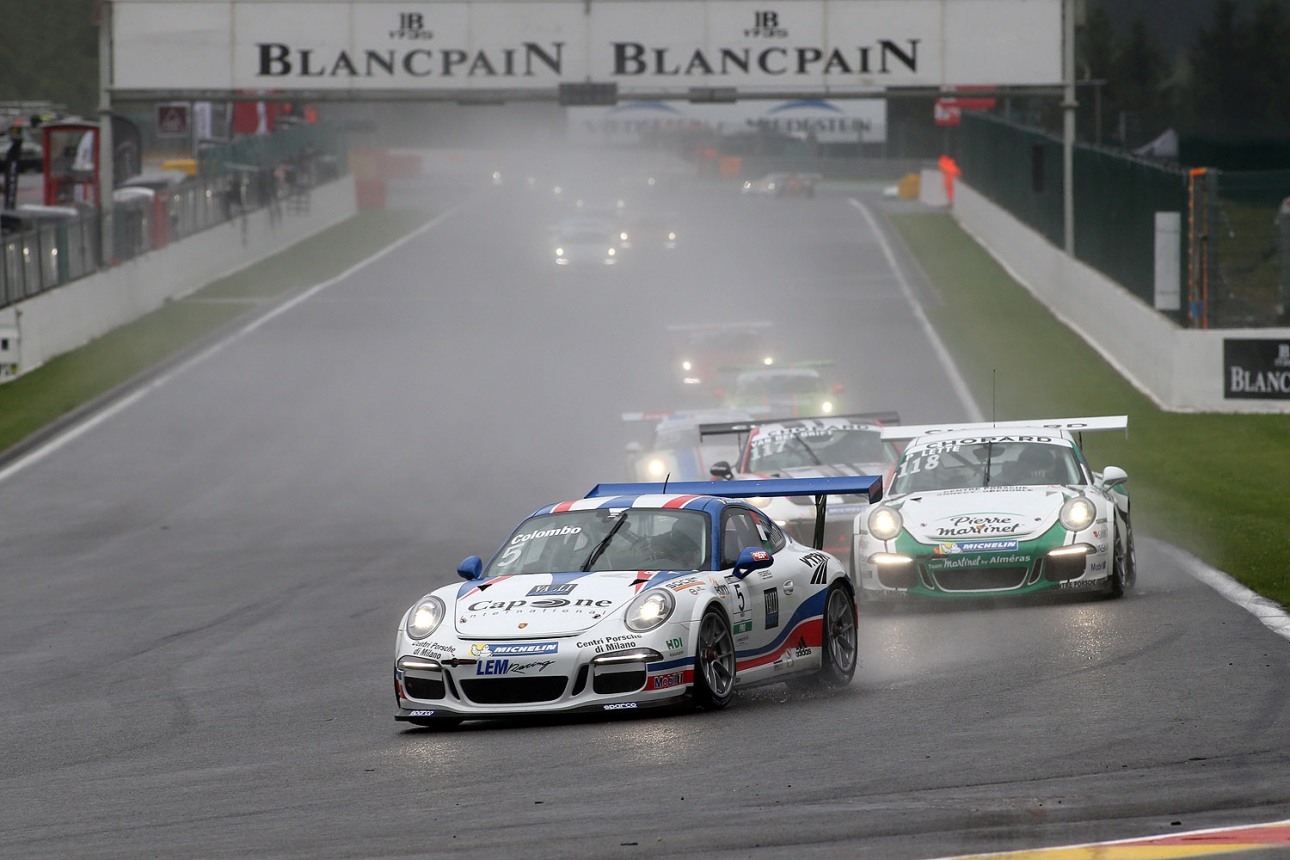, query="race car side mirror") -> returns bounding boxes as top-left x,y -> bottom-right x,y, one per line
732,547 -> 773,580
457,556 -> 484,581
1098,466 -> 1128,492
709,461 -> 734,481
